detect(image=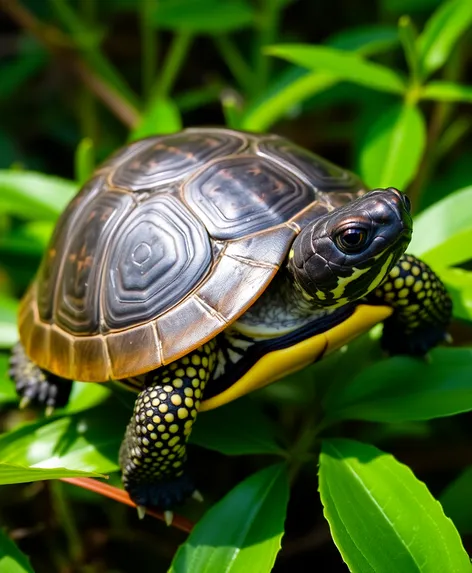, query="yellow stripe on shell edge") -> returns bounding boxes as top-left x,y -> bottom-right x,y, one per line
200,303 -> 393,412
